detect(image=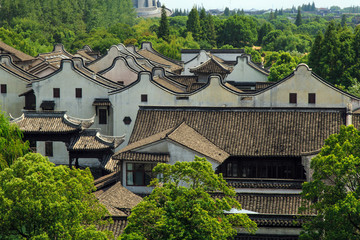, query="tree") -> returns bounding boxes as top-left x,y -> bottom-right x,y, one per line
120,157 -> 257,240
257,22 -> 273,45
0,110 -> 29,171
219,15 -> 258,48
295,7 -> 302,26
186,7 -> 201,41
245,46 -> 262,64
341,14 -> 347,27
300,125 -> 360,240
268,51 -> 297,81
0,153 -> 112,239
307,31 -> 324,74
224,7 -> 230,16
158,5 -> 169,41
